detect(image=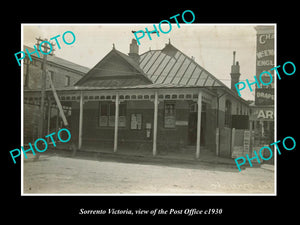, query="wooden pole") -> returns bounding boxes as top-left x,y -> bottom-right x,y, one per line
34,38 -> 55,161
48,74 -> 68,126
231,128 -> 236,157
249,120 -> 253,157
78,91 -> 83,149
34,52 -> 47,161
56,107 -> 59,130
196,91 -> 202,159
153,91 -> 158,156
114,92 -> 119,152
38,54 -> 47,138
216,127 -> 219,157
46,99 -> 51,142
